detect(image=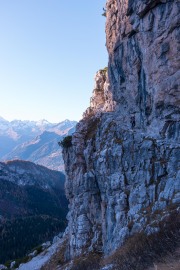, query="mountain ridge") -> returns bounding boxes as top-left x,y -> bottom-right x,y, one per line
0,159 -> 68,263
0,117 -> 77,171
